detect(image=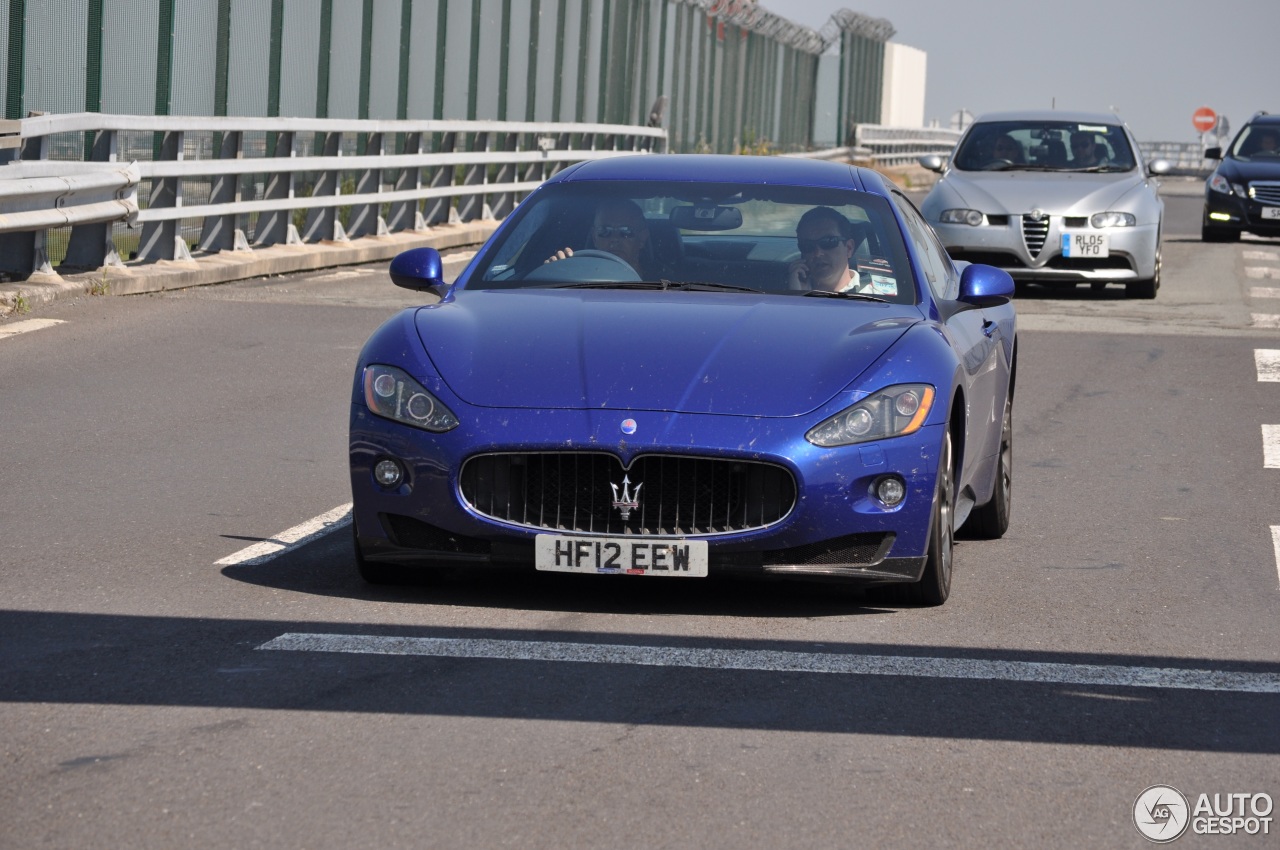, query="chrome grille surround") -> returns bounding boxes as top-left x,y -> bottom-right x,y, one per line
459,452 -> 797,537
1251,181 -> 1280,205
1021,213 -> 1050,256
